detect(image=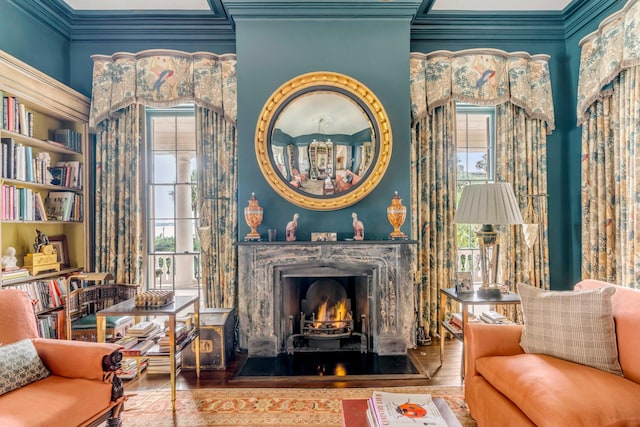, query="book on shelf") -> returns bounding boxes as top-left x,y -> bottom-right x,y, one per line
119,358 -> 147,380
2,266 -> 30,280
127,321 -> 160,337
146,351 -> 182,374
367,391 -> 447,427
120,339 -> 157,357
480,310 -> 511,324
114,335 -> 139,350
54,161 -> 82,188
449,312 -> 480,329
53,129 -> 82,153
44,190 -> 80,221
